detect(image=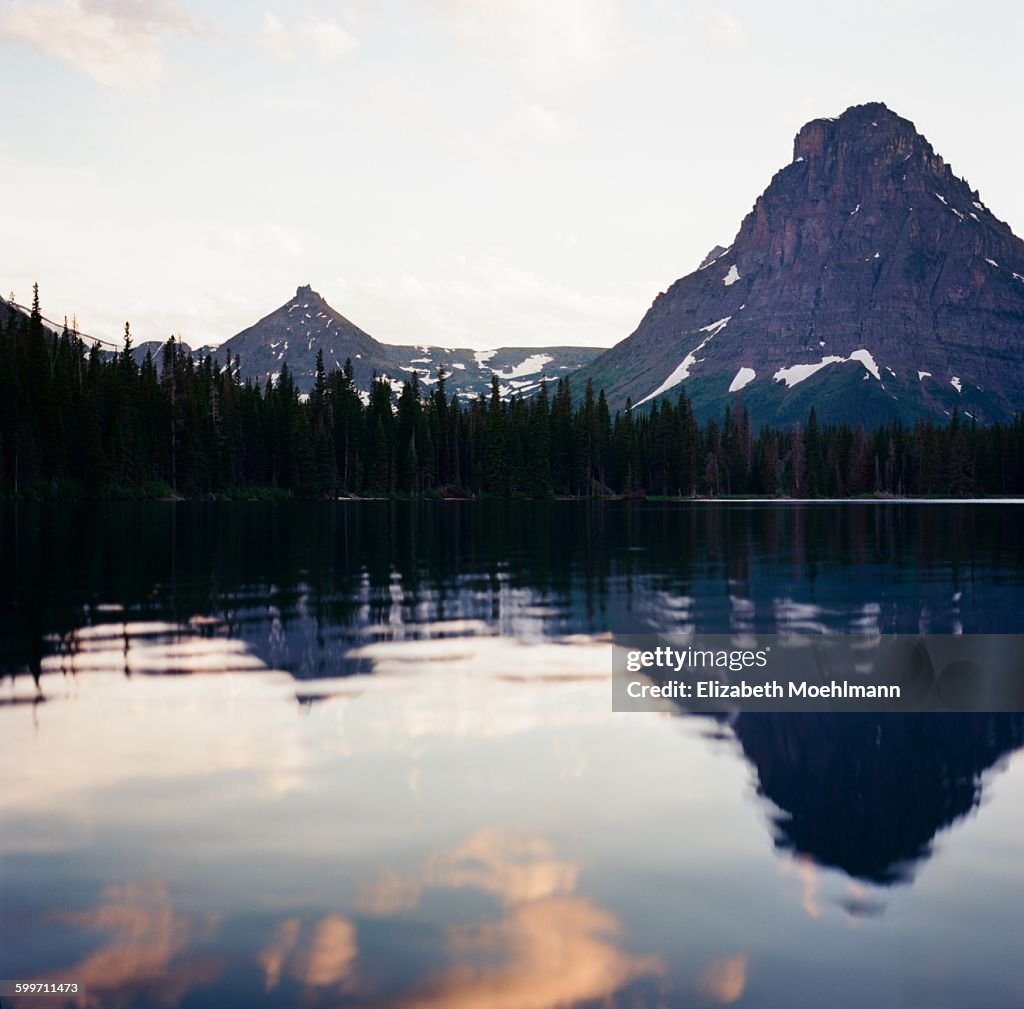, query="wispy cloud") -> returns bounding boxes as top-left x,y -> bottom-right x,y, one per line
422,0 -> 621,102
0,0 -> 200,89
259,12 -> 357,64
